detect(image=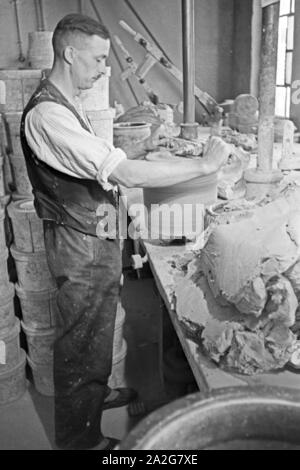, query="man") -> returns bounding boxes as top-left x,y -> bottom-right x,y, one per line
20,13 -> 230,450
